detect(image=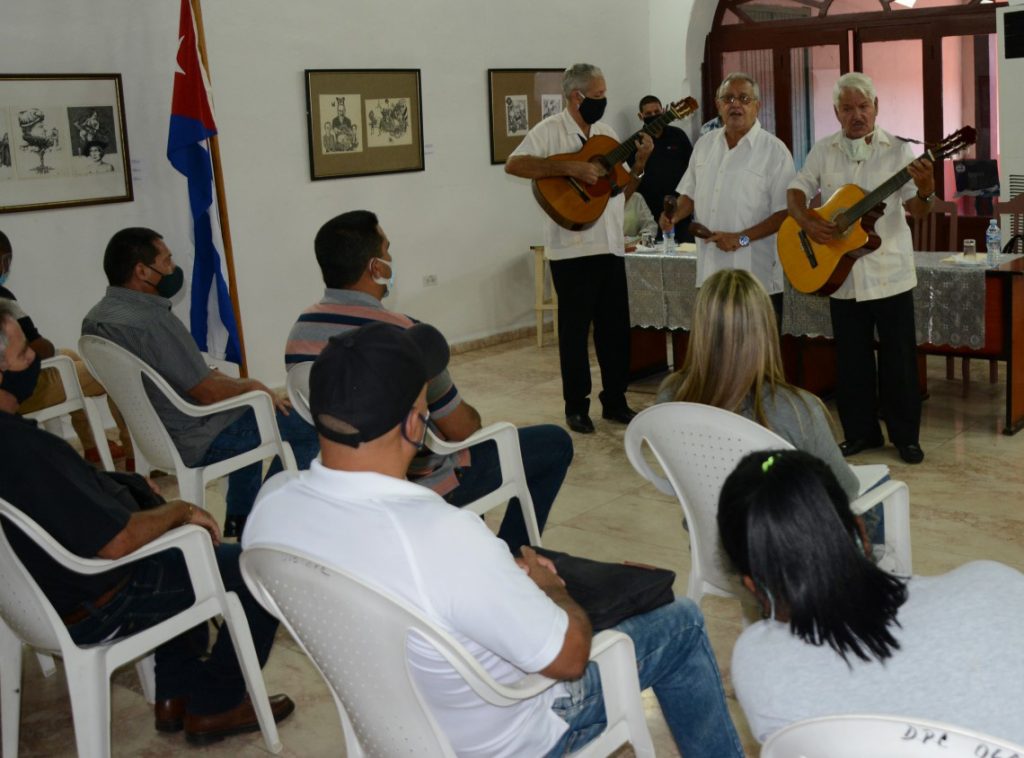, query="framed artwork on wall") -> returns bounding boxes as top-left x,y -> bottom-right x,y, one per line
0,74 -> 133,214
305,69 -> 424,180
487,68 -> 564,164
